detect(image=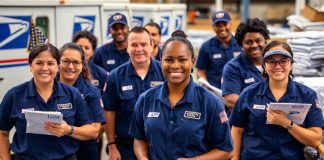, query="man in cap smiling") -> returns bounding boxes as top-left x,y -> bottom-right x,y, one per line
93,12 -> 130,74
196,11 -> 241,89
